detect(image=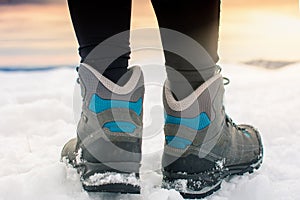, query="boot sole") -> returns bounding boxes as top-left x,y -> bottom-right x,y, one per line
62,157 -> 141,194
81,171 -> 141,194
83,183 -> 140,194
162,157 -> 263,199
